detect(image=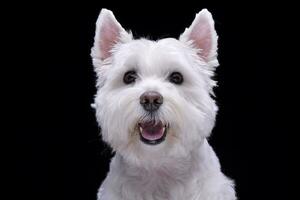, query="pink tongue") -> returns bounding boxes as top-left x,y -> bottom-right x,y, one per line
140,121 -> 164,141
